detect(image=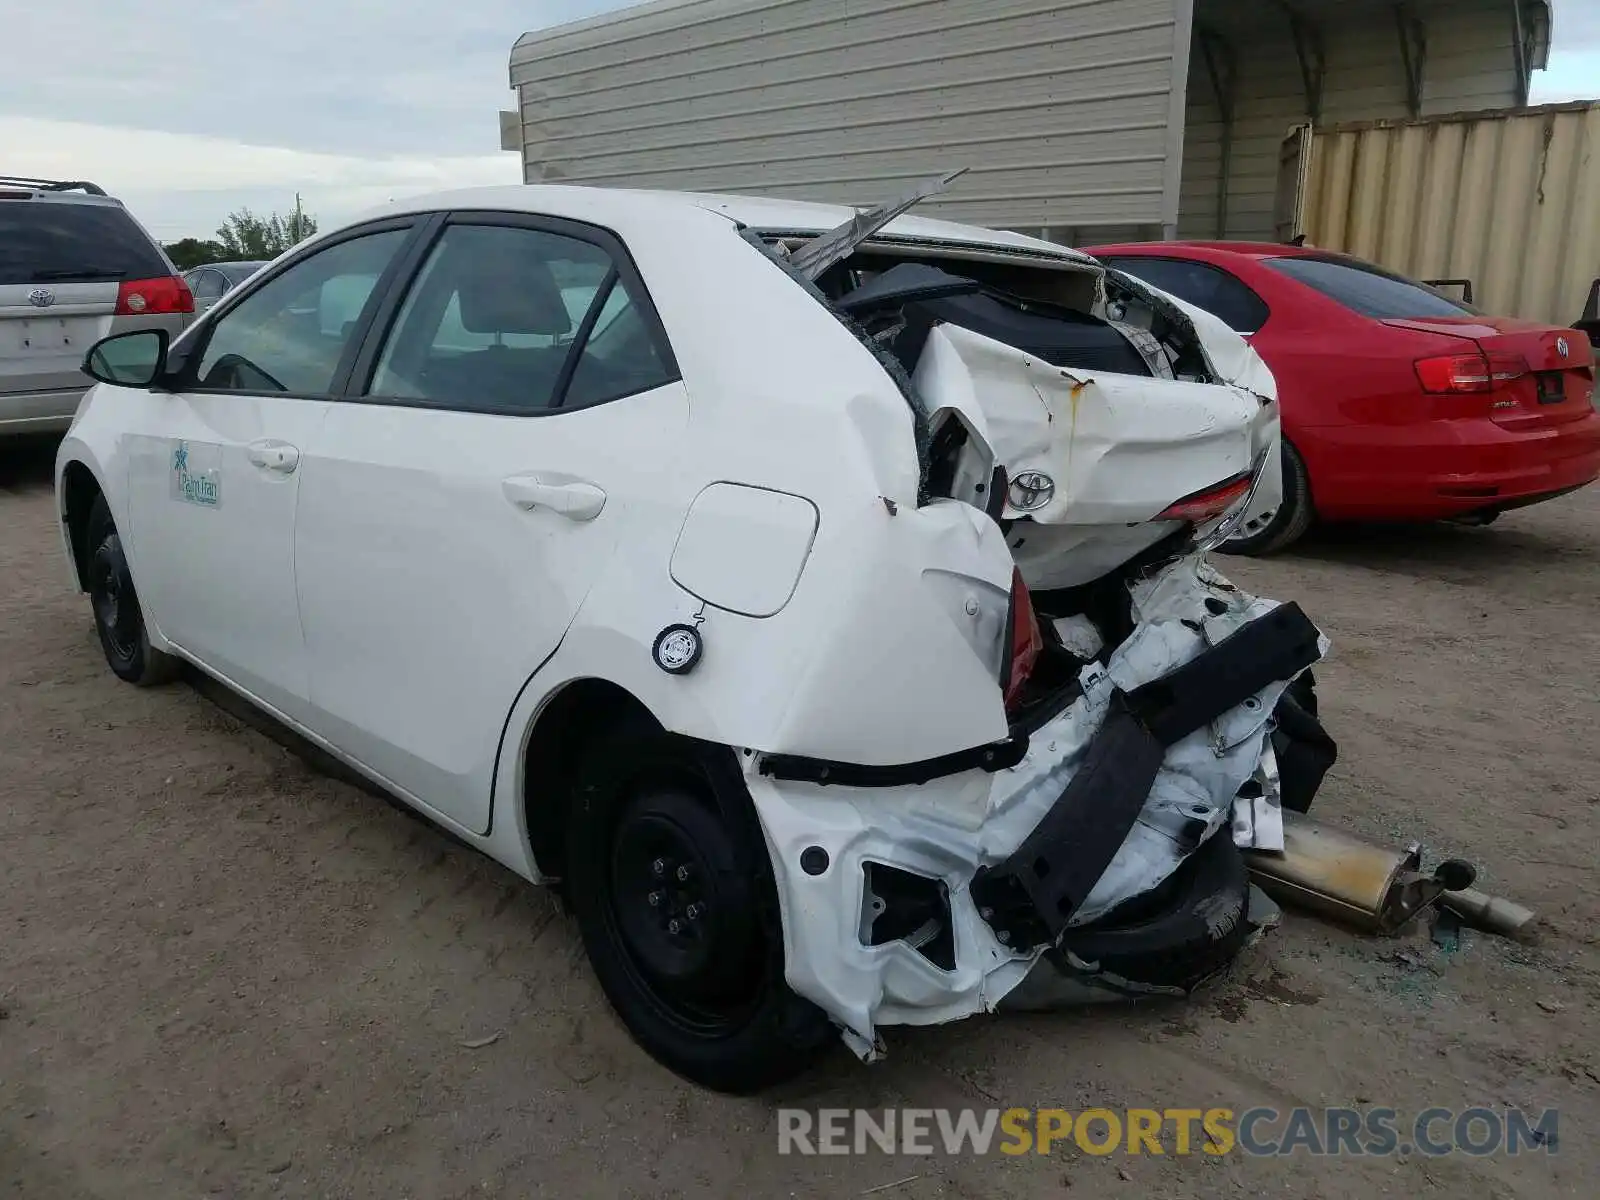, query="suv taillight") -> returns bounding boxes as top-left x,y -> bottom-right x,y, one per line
1001,568 -> 1043,714
1414,352 -> 1528,394
115,275 -> 194,316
